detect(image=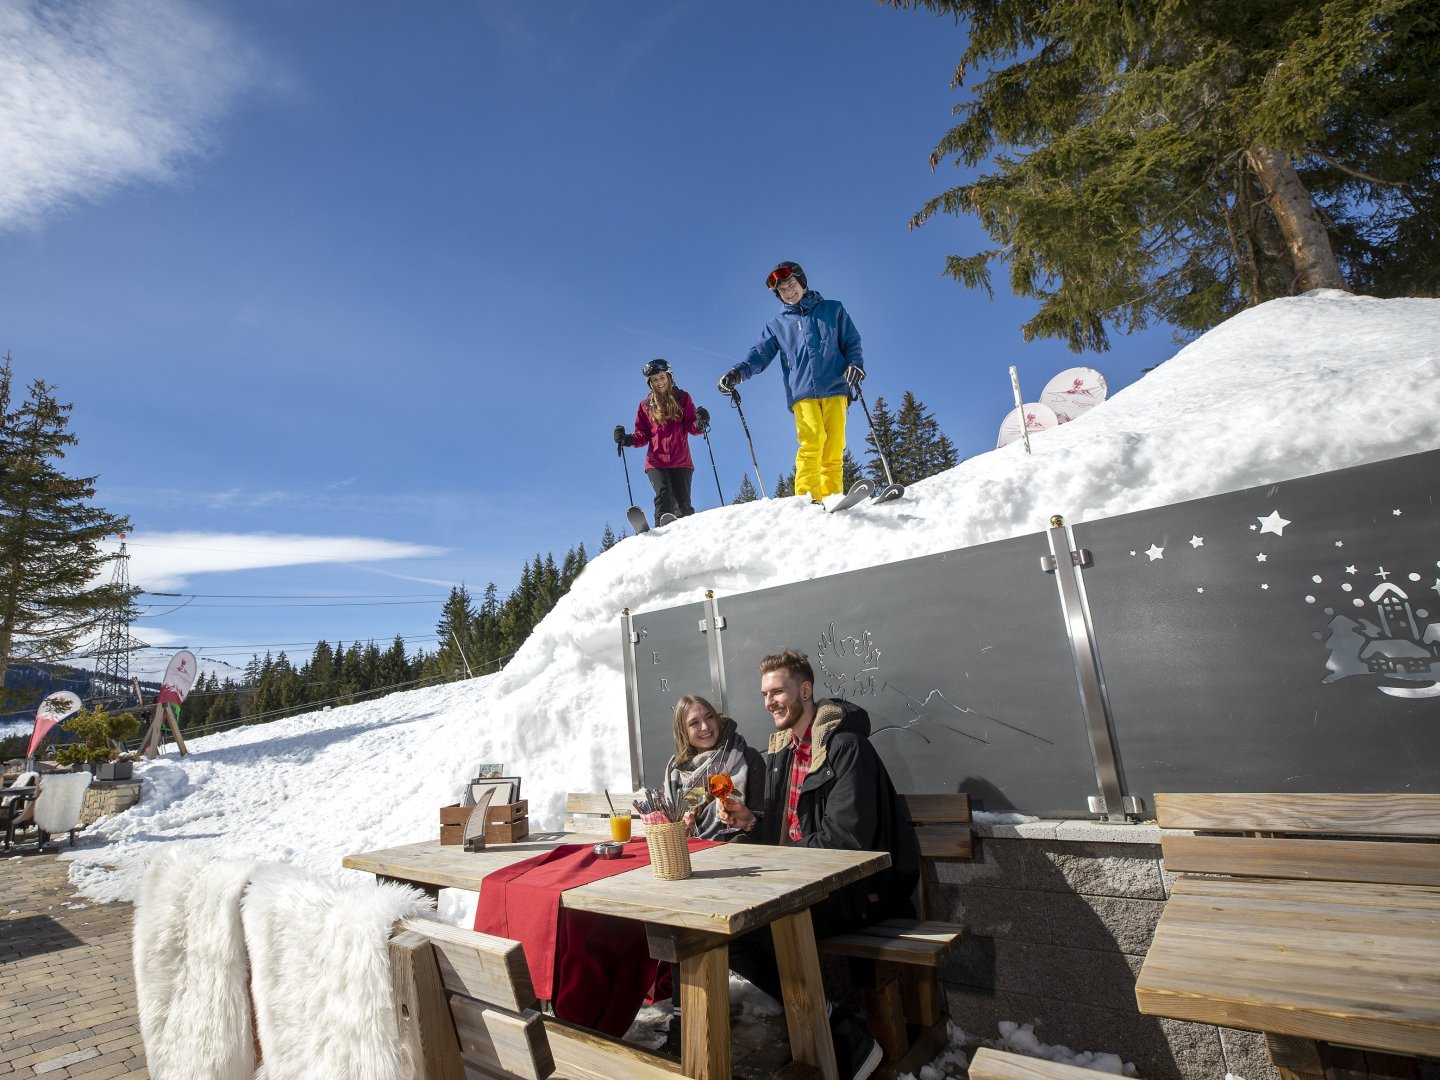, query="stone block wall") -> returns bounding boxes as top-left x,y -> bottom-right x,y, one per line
81,779 -> 142,825
930,821 -> 1277,1080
